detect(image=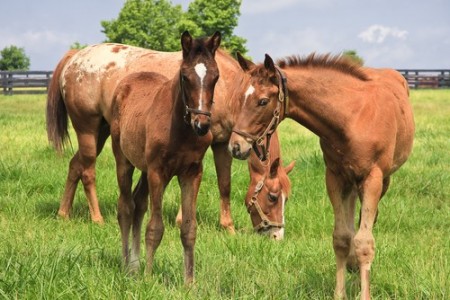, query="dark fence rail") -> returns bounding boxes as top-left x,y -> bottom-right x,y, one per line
397,69 -> 450,89
1,70 -> 53,95
1,69 -> 449,95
